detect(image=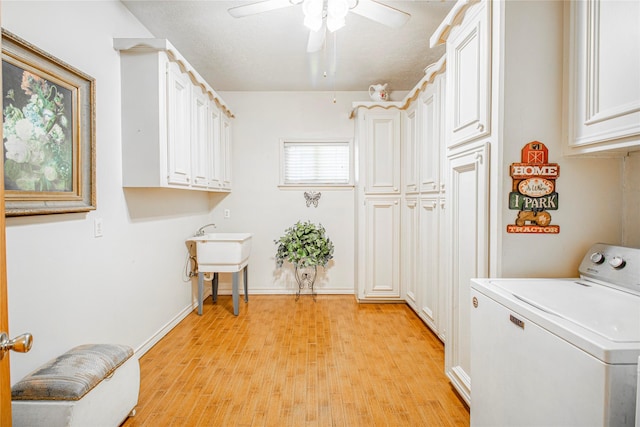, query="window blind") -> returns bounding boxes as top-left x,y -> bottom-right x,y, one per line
283,141 -> 350,184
